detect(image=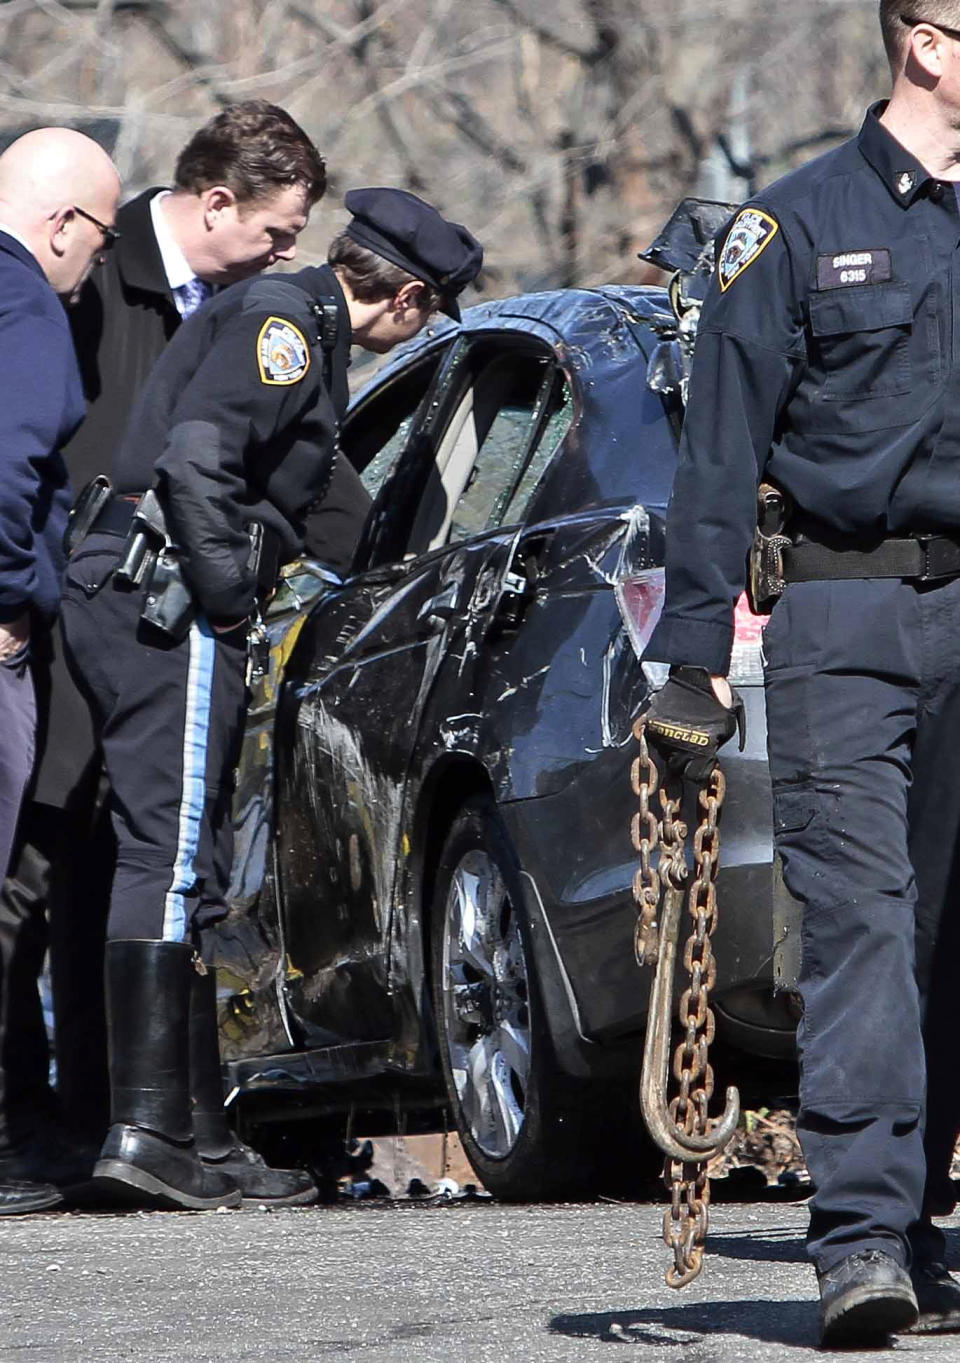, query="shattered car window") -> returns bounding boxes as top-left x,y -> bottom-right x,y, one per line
340,347 -> 450,498
499,381 -> 573,527
360,414 -> 416,496
449,404 -> 539,542
448,353 -> 565,544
